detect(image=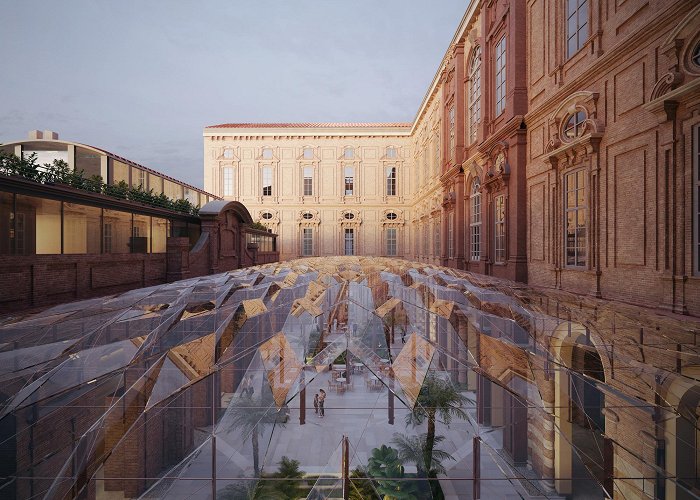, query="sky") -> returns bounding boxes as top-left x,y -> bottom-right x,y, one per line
0,1 -> 467,188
